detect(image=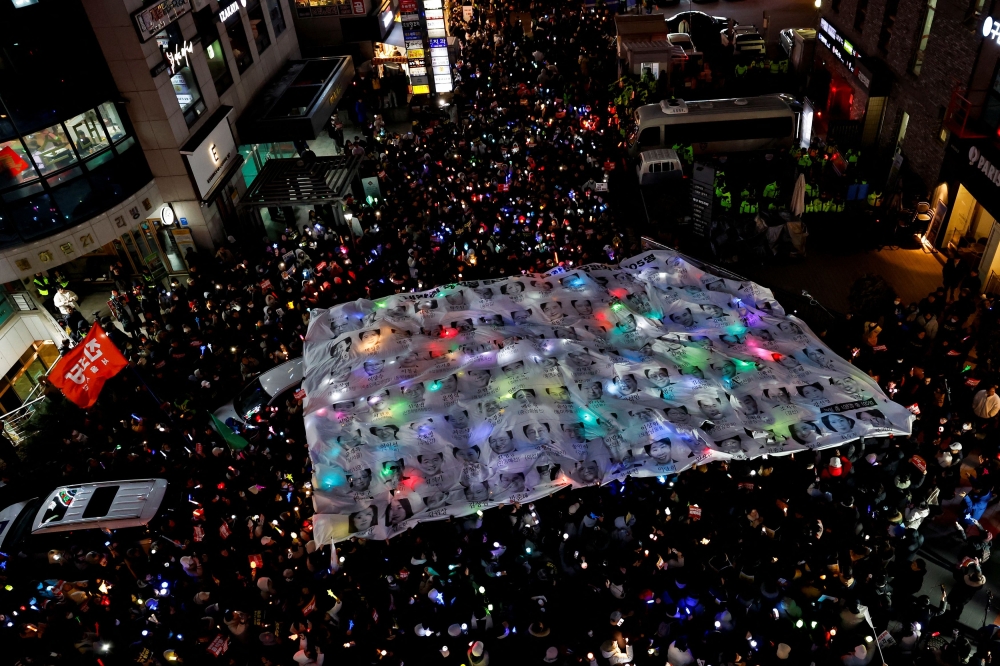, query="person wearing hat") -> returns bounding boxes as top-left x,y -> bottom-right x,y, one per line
469,640 -> 489,666
948,560 -> 986,619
